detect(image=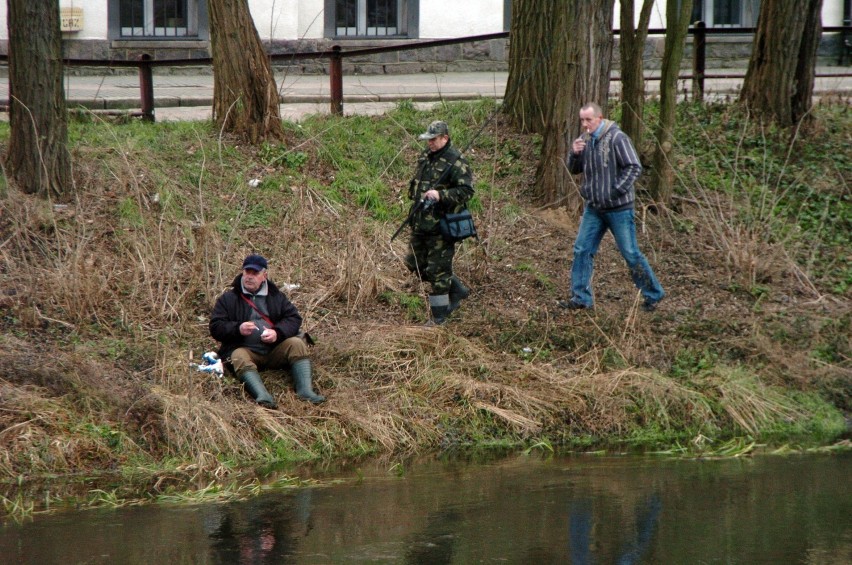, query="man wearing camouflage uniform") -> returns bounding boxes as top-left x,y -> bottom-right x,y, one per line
405,120 -> 474,325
